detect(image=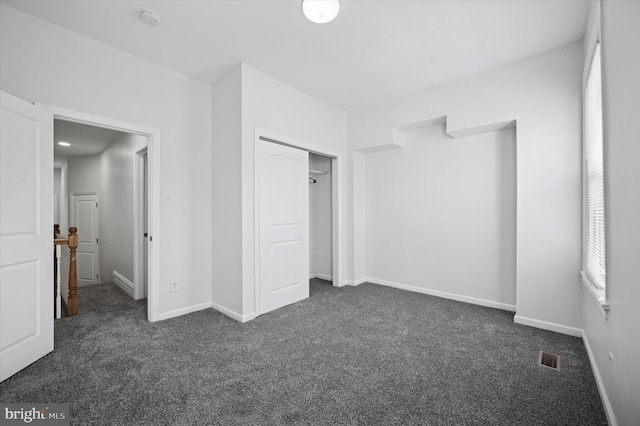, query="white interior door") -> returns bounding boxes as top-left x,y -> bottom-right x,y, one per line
0,90 -> 54,382
71,194 -> 99,286
257,140 -> 309,315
